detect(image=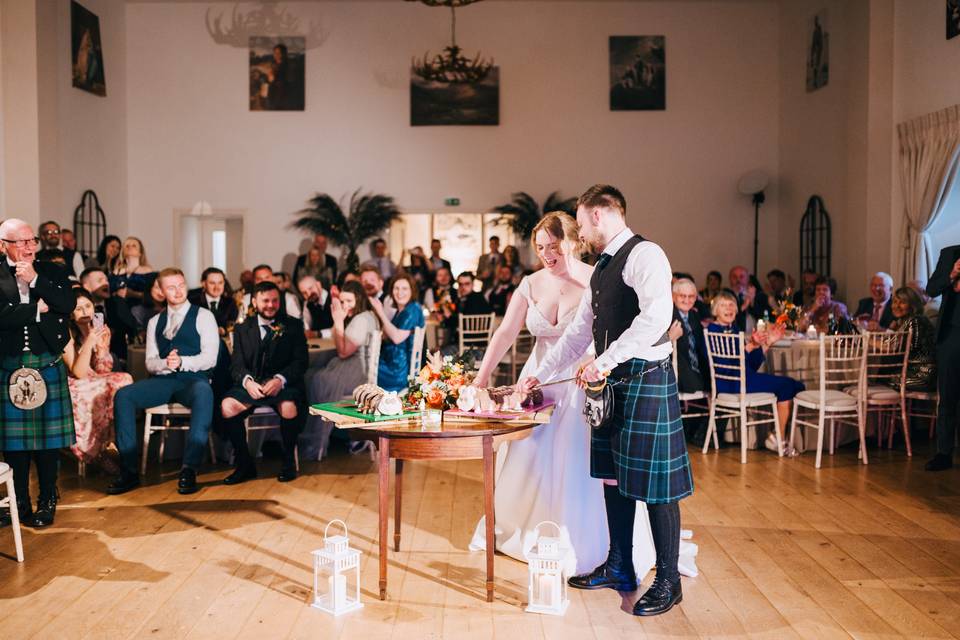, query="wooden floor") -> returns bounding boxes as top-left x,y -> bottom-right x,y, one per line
1,441 -> 959,640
